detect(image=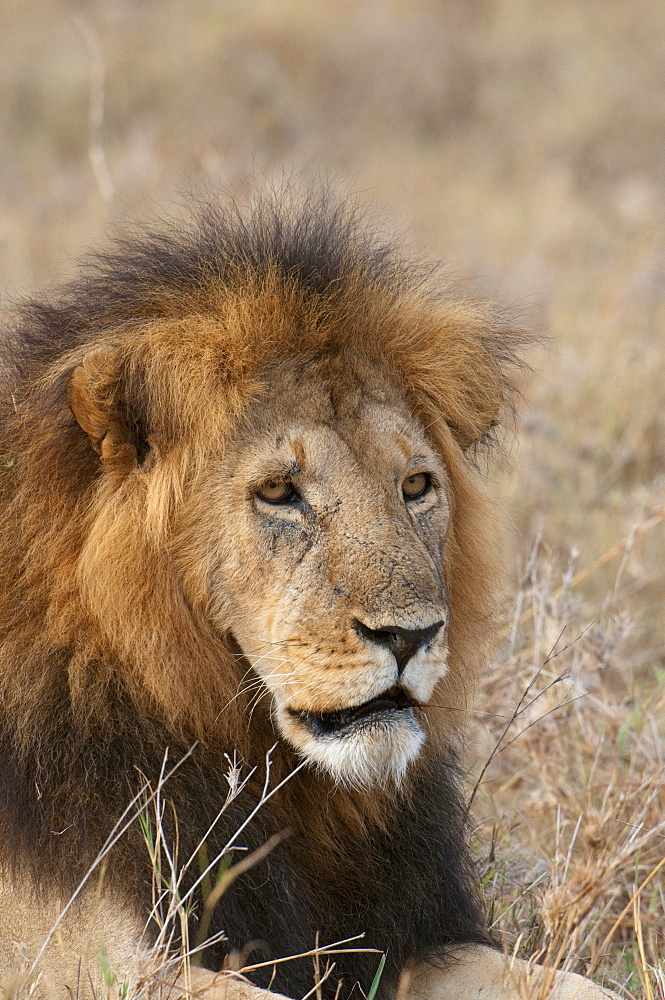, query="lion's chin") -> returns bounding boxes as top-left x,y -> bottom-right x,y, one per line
281,704 -> 426,792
